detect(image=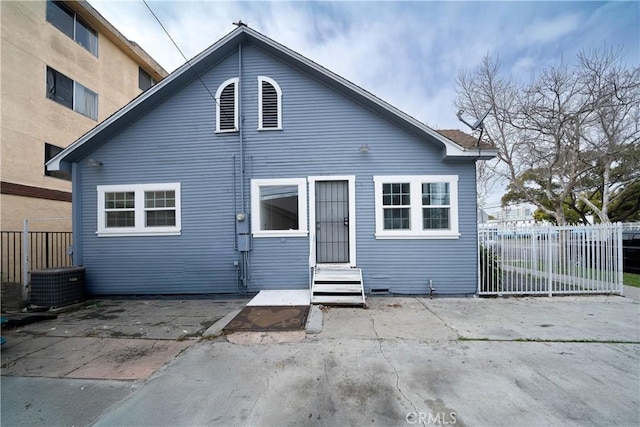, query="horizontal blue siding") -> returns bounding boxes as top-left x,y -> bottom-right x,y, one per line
77,42 -> 479,295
